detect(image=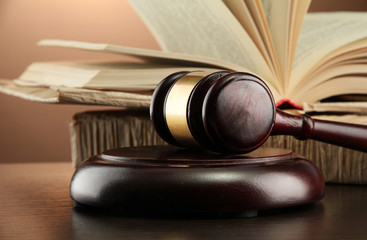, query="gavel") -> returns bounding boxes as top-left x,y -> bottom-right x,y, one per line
150,71 -> 367,153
